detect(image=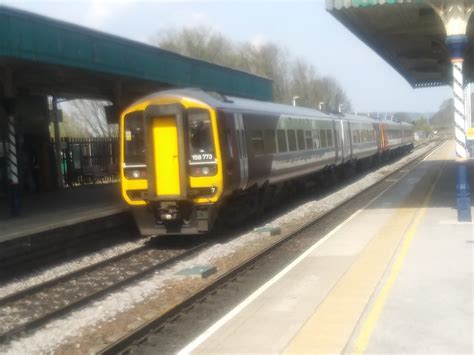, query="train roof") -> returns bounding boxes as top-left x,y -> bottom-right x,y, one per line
132,89 -> 412,127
